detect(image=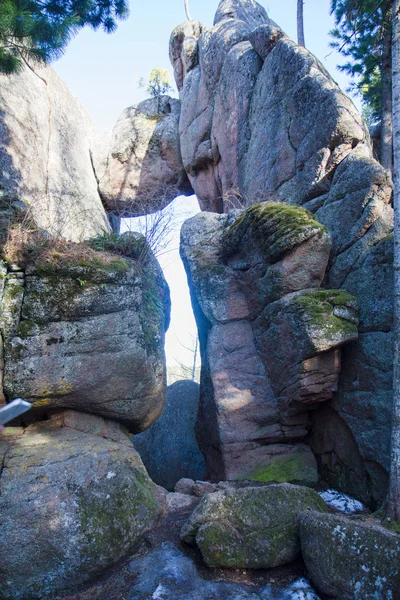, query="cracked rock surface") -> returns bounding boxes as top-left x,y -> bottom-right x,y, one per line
0,242 -> 170,432
174,0 -> 394,505
0,64 -> 109,242
180,203 -> 357,482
